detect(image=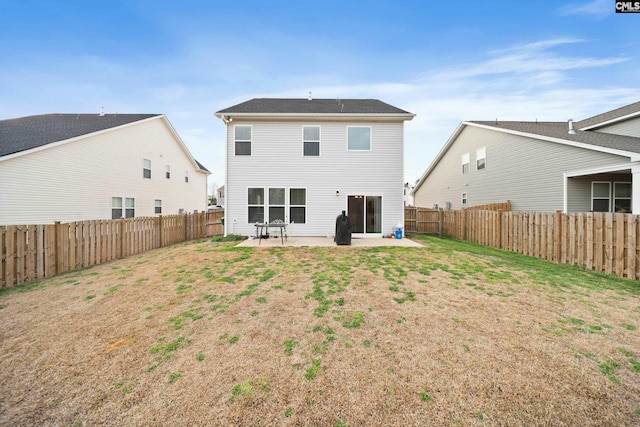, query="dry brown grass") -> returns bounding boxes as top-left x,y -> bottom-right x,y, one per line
1,236 -> 639,426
